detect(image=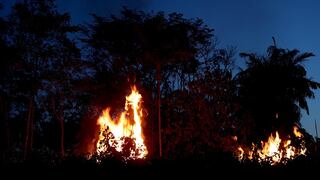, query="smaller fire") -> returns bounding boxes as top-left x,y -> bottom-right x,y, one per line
236,126 -> 306,165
